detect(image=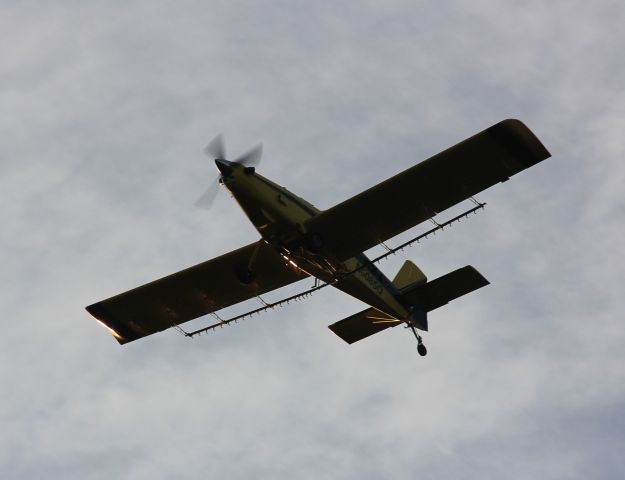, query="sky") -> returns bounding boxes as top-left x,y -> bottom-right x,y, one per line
2,0 -> 625,478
